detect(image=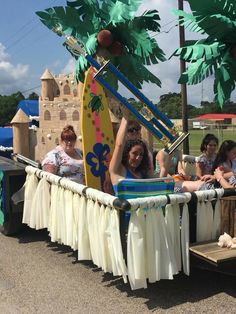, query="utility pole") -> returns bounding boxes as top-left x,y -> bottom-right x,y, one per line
178,0 -> 189,154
